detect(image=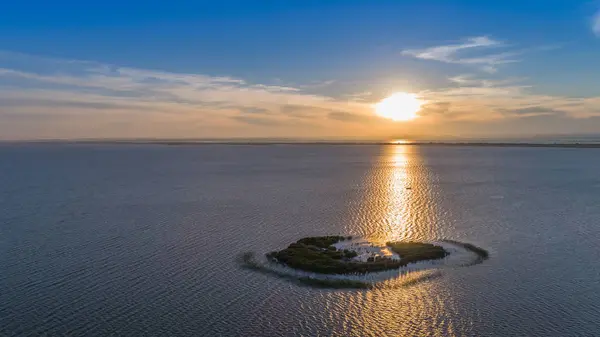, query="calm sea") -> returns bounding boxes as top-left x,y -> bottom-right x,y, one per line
1,144 -> 600,336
